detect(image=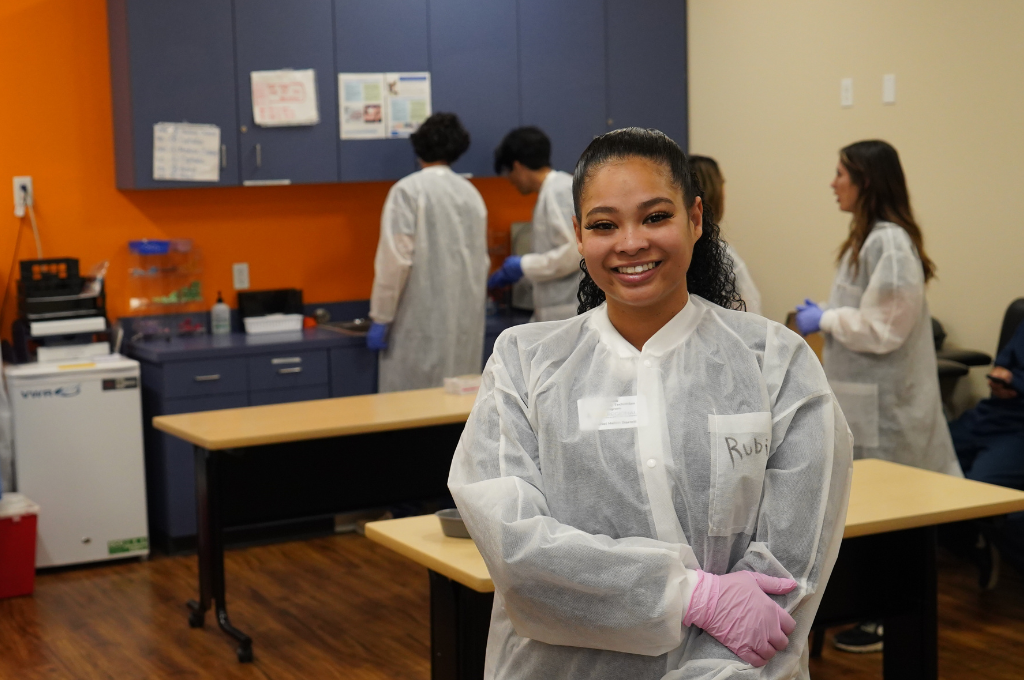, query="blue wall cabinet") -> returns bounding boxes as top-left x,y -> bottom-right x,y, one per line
334,0 -> 427,182
428,0 -> 521,178
234,0 -> 340,185
518,0 -> 608,173
109,1 -> 689,189
605,0 -> 689,150
108,0 -> 240,189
